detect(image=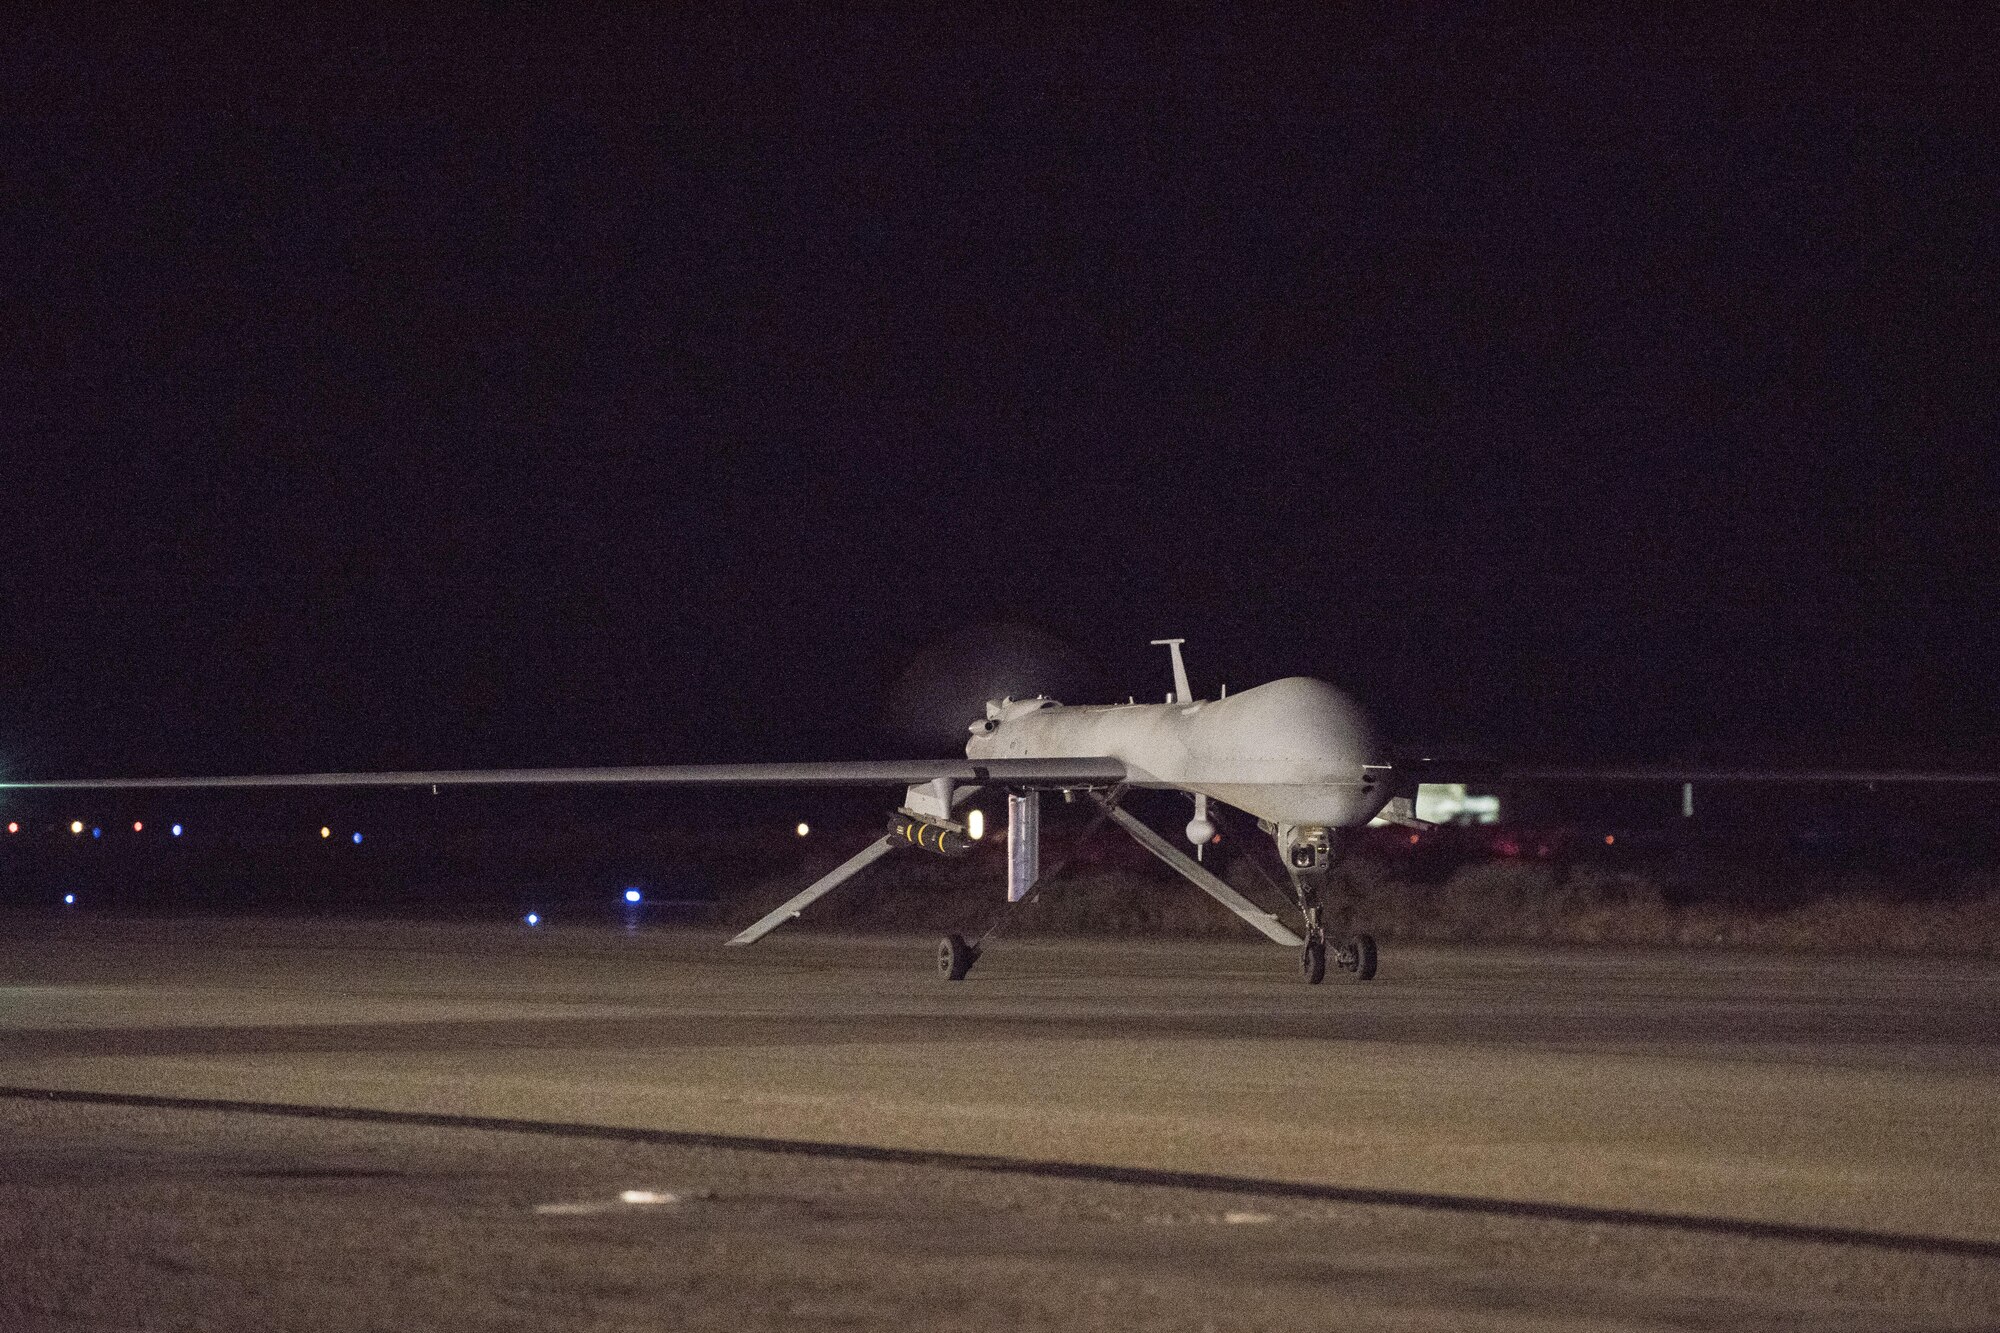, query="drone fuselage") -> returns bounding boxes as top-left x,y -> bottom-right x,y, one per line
965,675 -> 1389,829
